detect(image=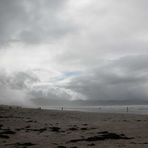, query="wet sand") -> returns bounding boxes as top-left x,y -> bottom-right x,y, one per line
0,105 -> 148,148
